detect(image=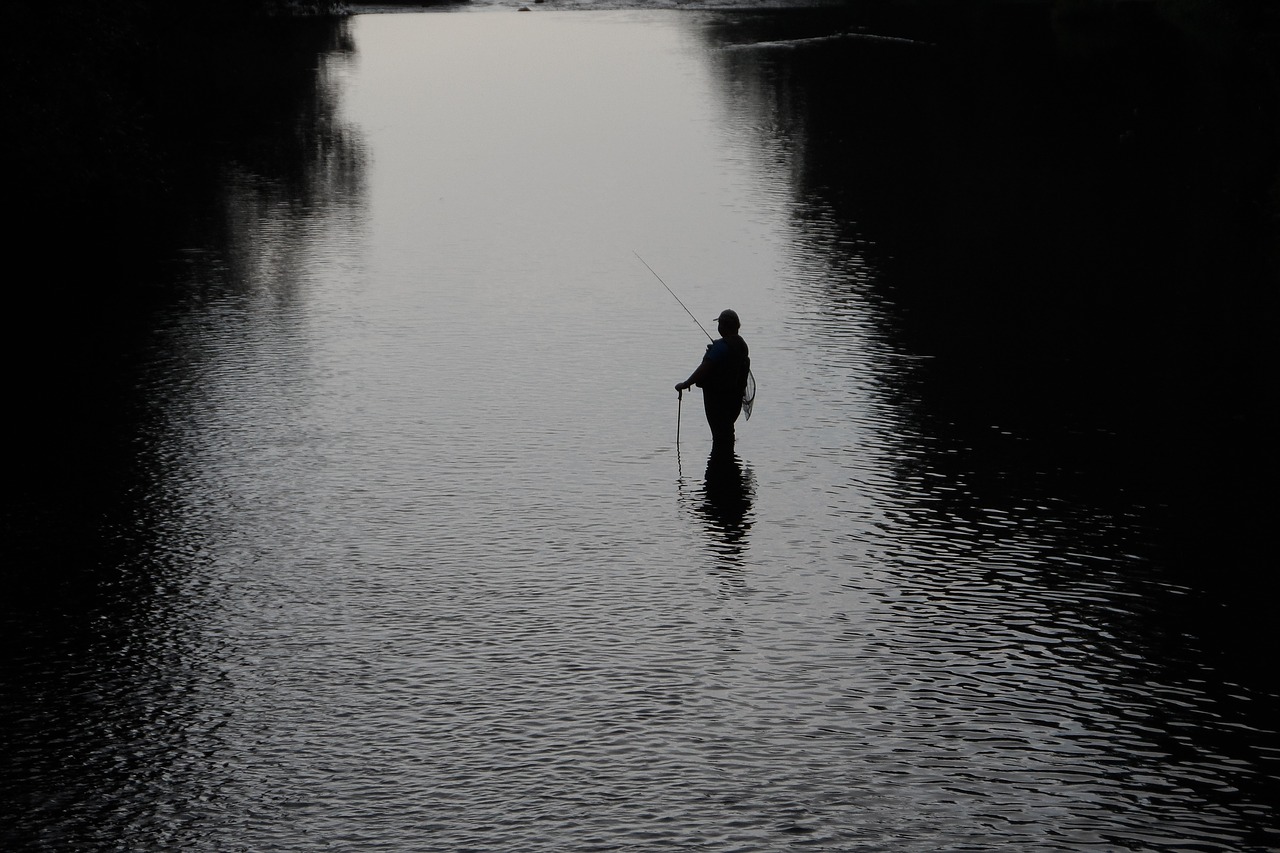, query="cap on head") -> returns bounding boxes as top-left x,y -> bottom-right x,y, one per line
715,309 -> 740,332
